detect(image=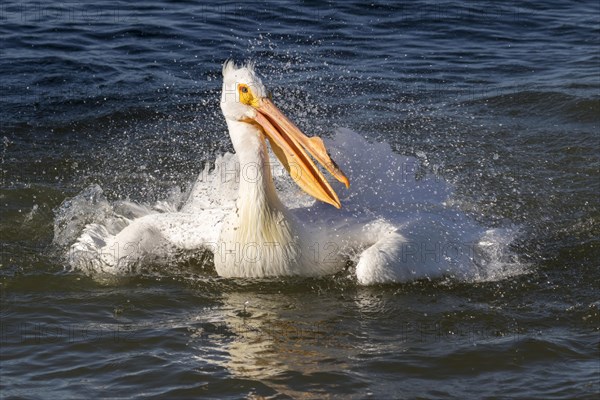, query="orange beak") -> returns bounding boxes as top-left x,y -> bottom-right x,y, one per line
250,97 -> 349,208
